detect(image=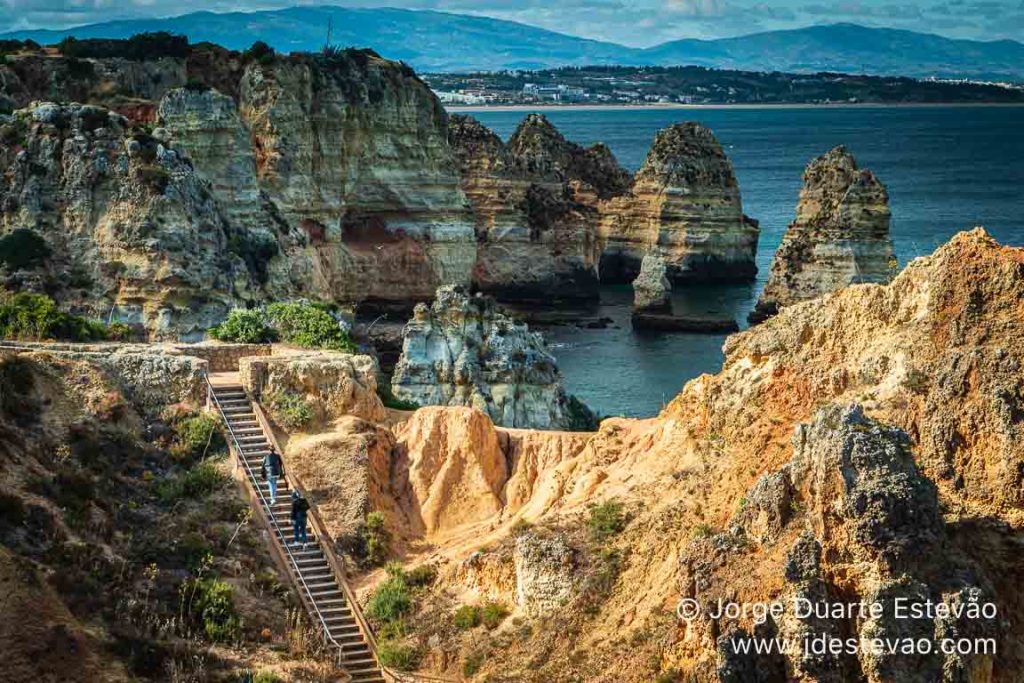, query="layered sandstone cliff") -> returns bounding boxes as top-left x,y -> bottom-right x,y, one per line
599,122 -> 759,283
750,145 -> 895,323
390,285 -> 591,430
0,48 -> 478,338
449,113 -> 630,303
0,44 -> 763,340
